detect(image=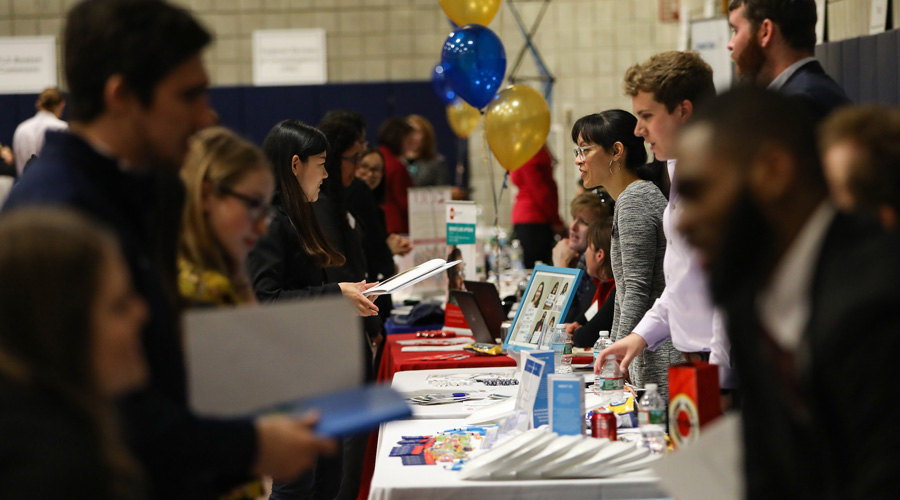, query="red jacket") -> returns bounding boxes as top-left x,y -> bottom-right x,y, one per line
380,145 -> 413,234
510,147 -> 563,226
